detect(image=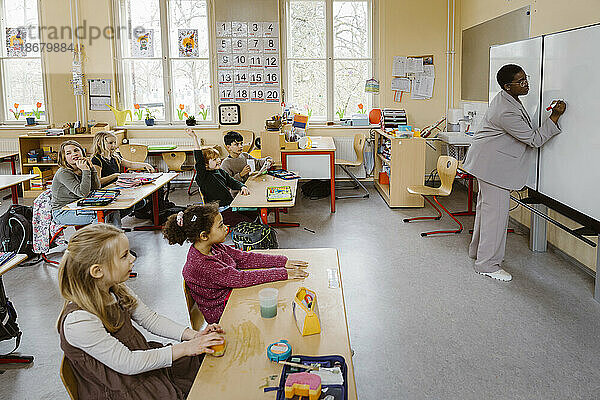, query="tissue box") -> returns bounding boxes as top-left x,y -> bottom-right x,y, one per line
292,287 -> 321,336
